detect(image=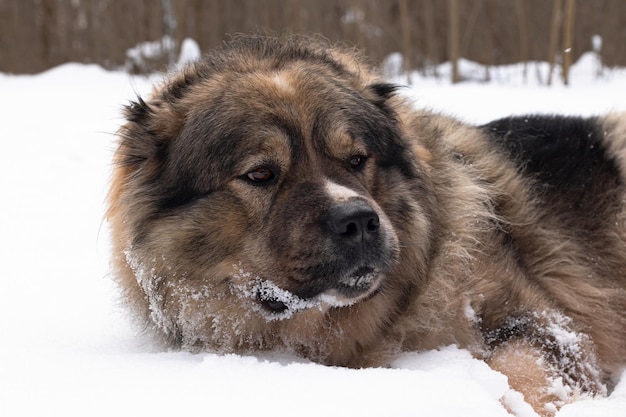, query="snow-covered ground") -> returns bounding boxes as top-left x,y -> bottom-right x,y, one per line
1,54 -> 625,417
